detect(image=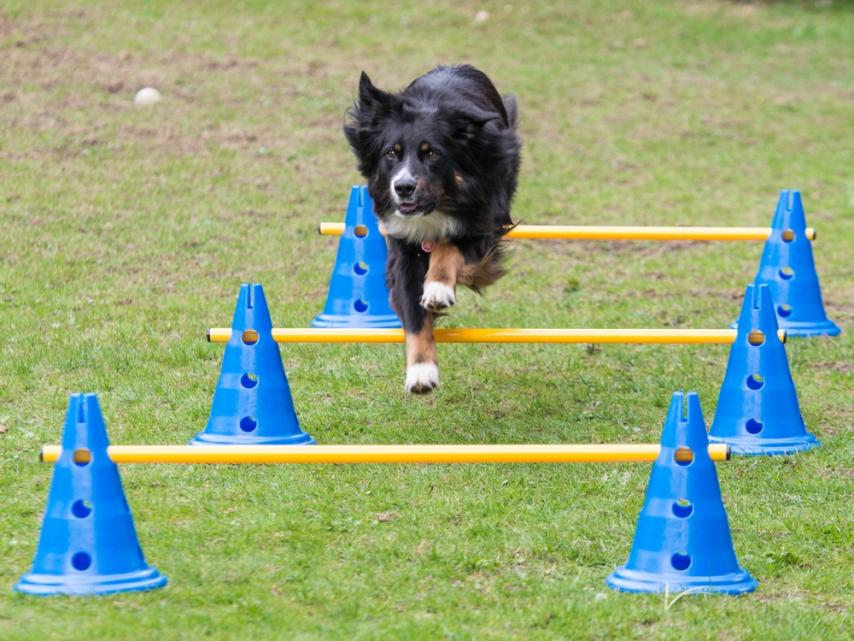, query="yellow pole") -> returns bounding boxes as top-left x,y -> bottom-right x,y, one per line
318,222 -> 816,242
207,327 -> 786,344
40,443 -> 729,464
